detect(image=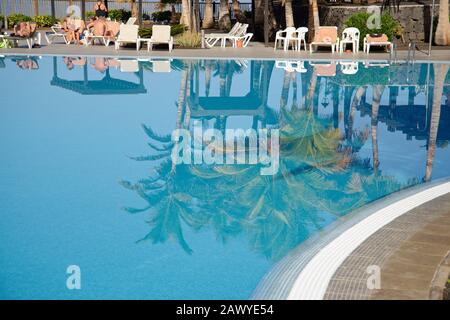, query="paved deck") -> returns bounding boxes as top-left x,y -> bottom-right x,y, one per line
324,193 -> 450,300
1,35 -> 450,61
